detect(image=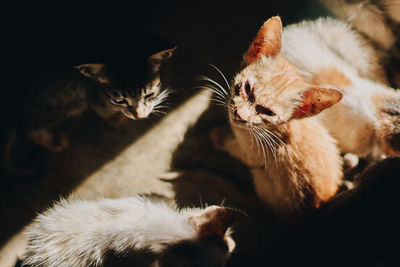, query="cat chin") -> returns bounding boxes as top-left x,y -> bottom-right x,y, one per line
121,110 -> 137,120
